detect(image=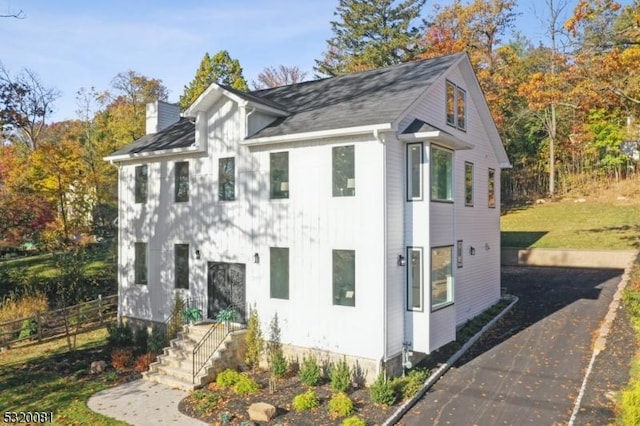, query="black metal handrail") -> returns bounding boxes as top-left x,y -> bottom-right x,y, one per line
164,296 -> 207,342
192,320 -> 234,383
